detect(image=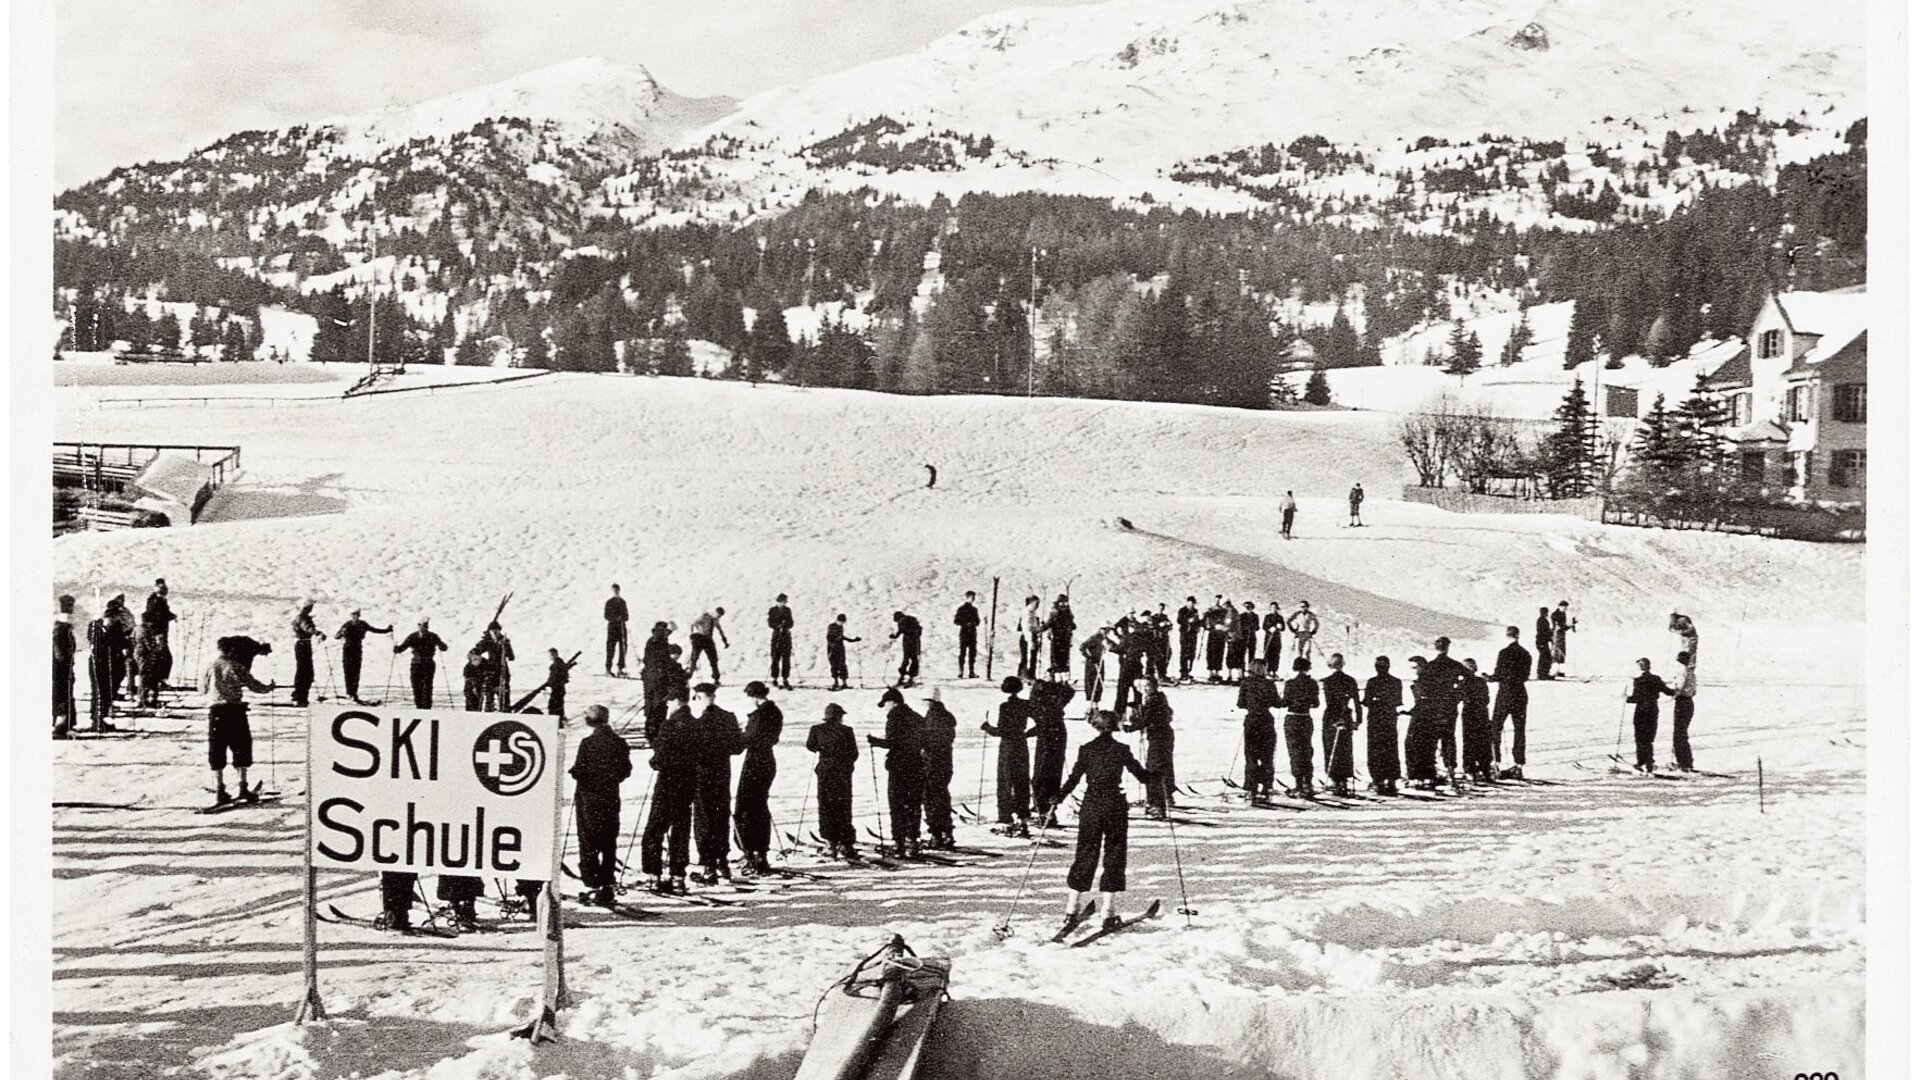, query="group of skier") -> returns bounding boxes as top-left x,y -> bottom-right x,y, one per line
52,578 -> 180,737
